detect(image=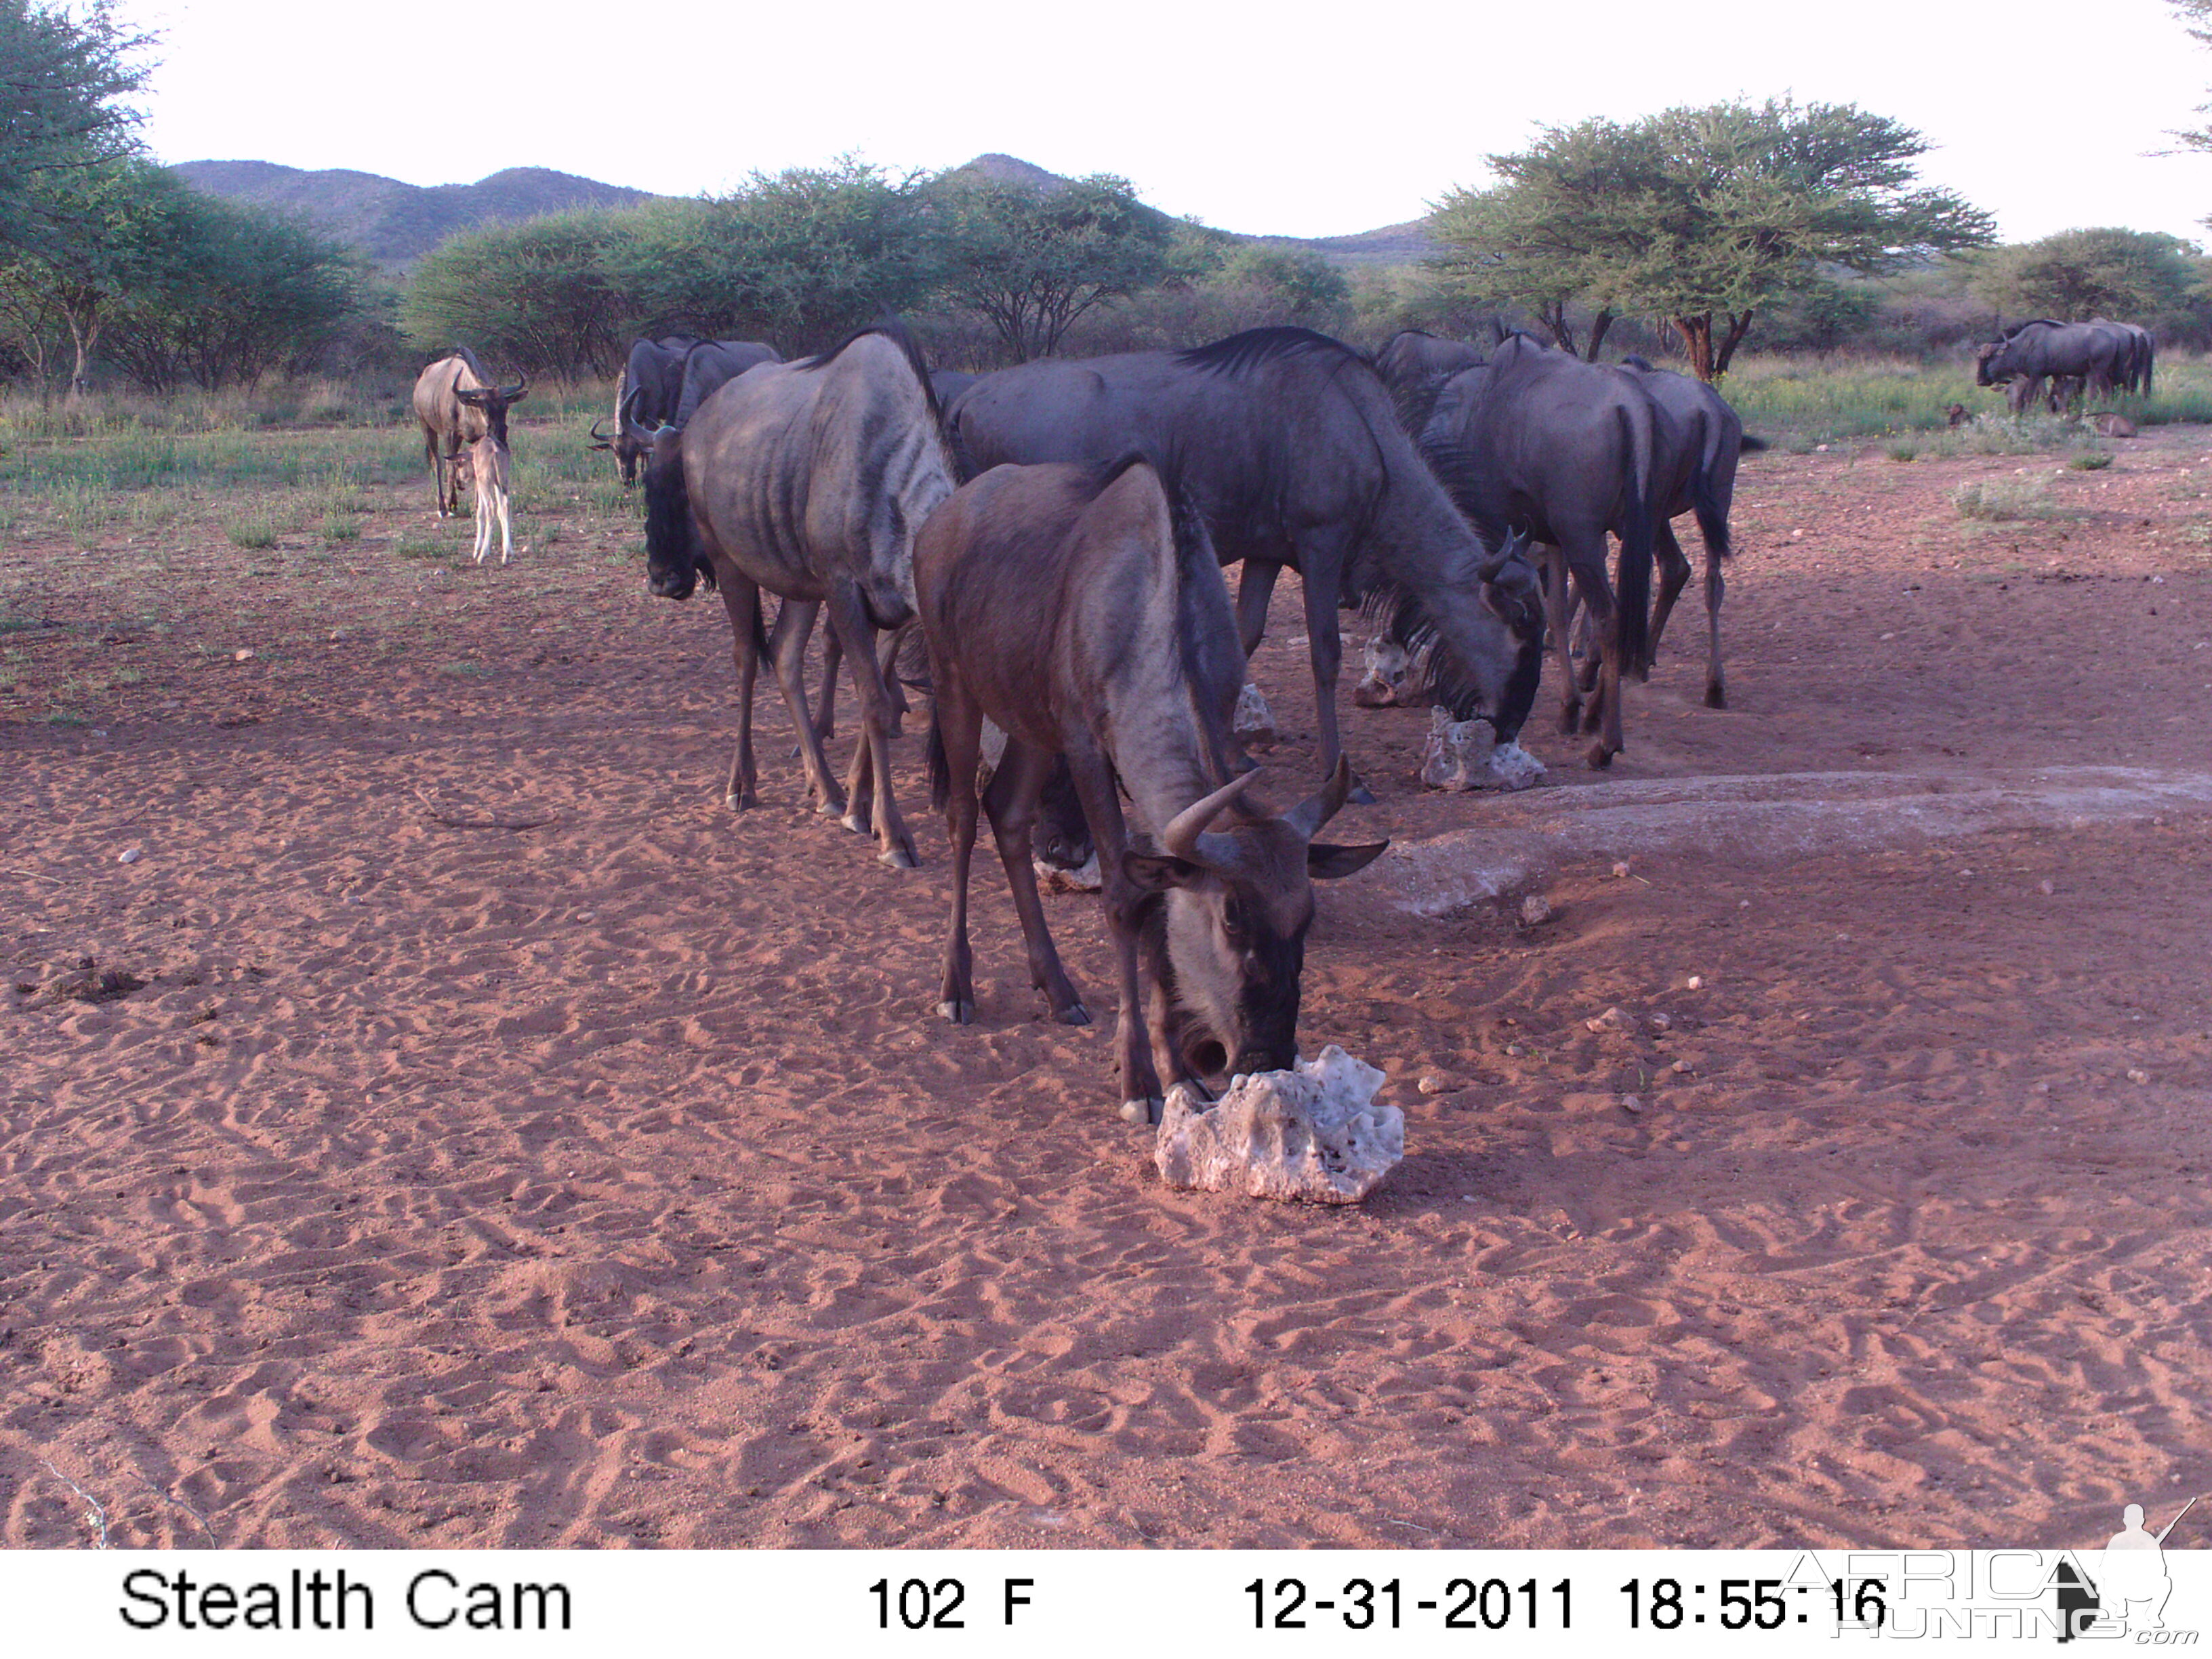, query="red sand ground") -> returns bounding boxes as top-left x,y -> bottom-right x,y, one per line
3,423 -> 2209,1549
